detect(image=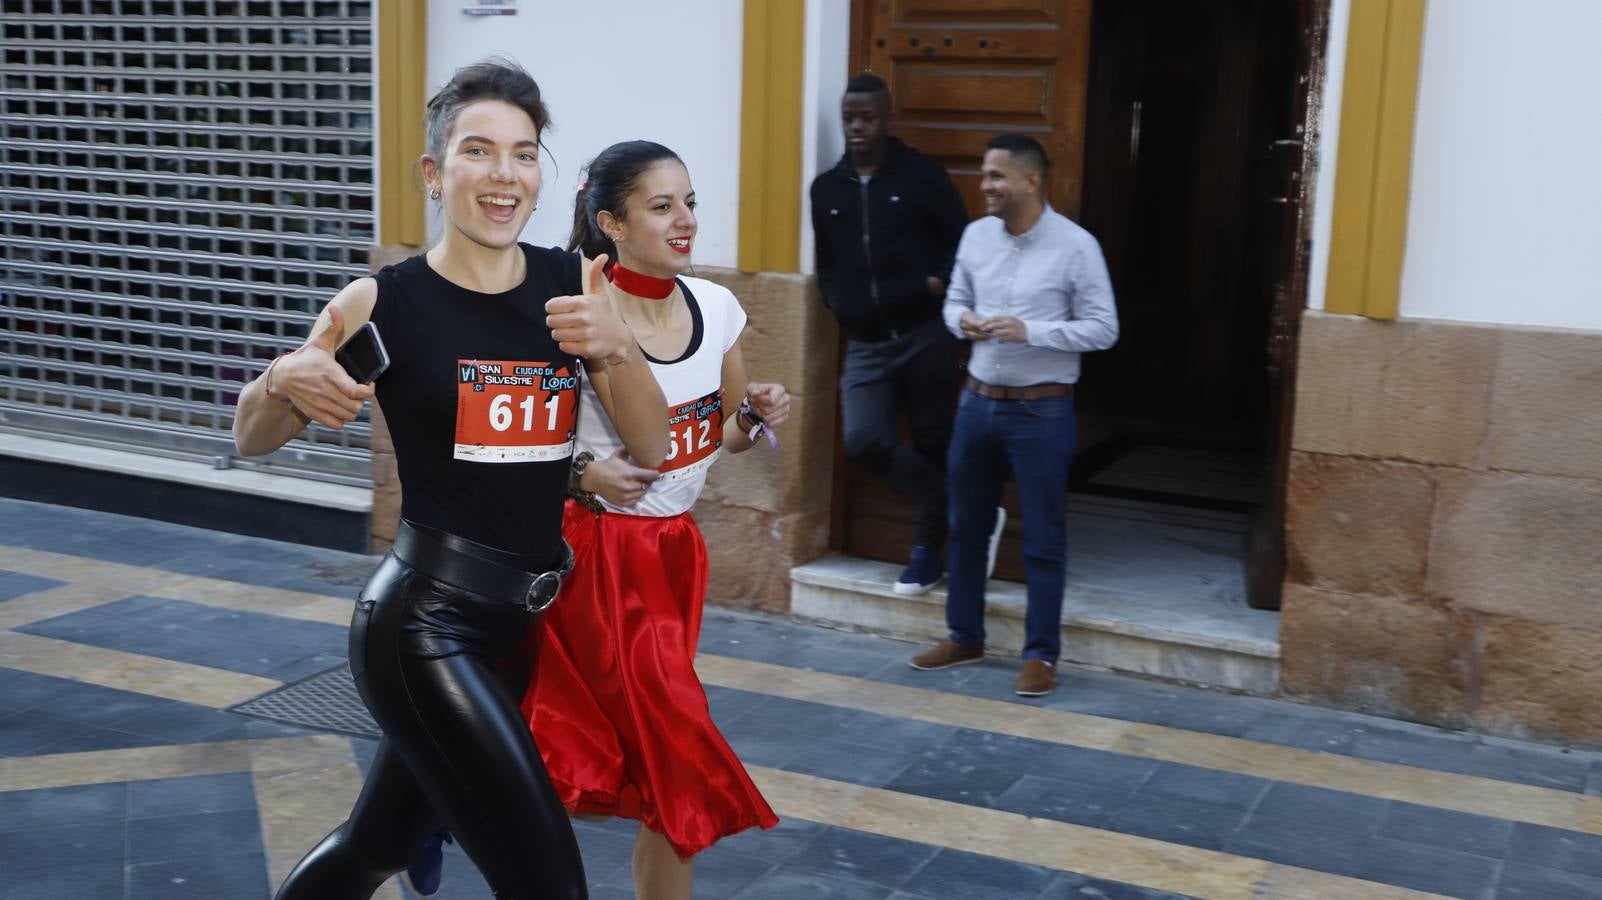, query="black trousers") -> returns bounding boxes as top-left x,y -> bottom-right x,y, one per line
273,550 -> 586,900
839,318 -> 958,552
